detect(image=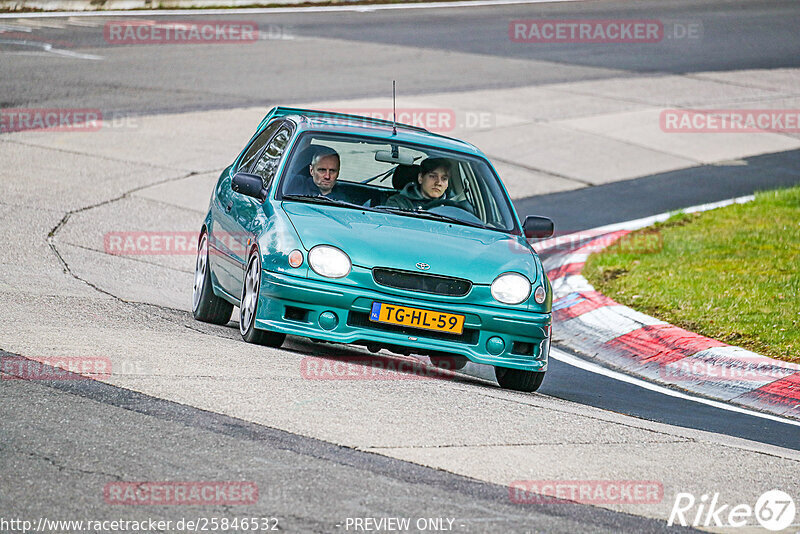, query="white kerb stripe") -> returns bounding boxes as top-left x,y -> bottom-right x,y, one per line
551,274 -> 593,300
696,346 -> 800,373
563,305 -> 666,342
